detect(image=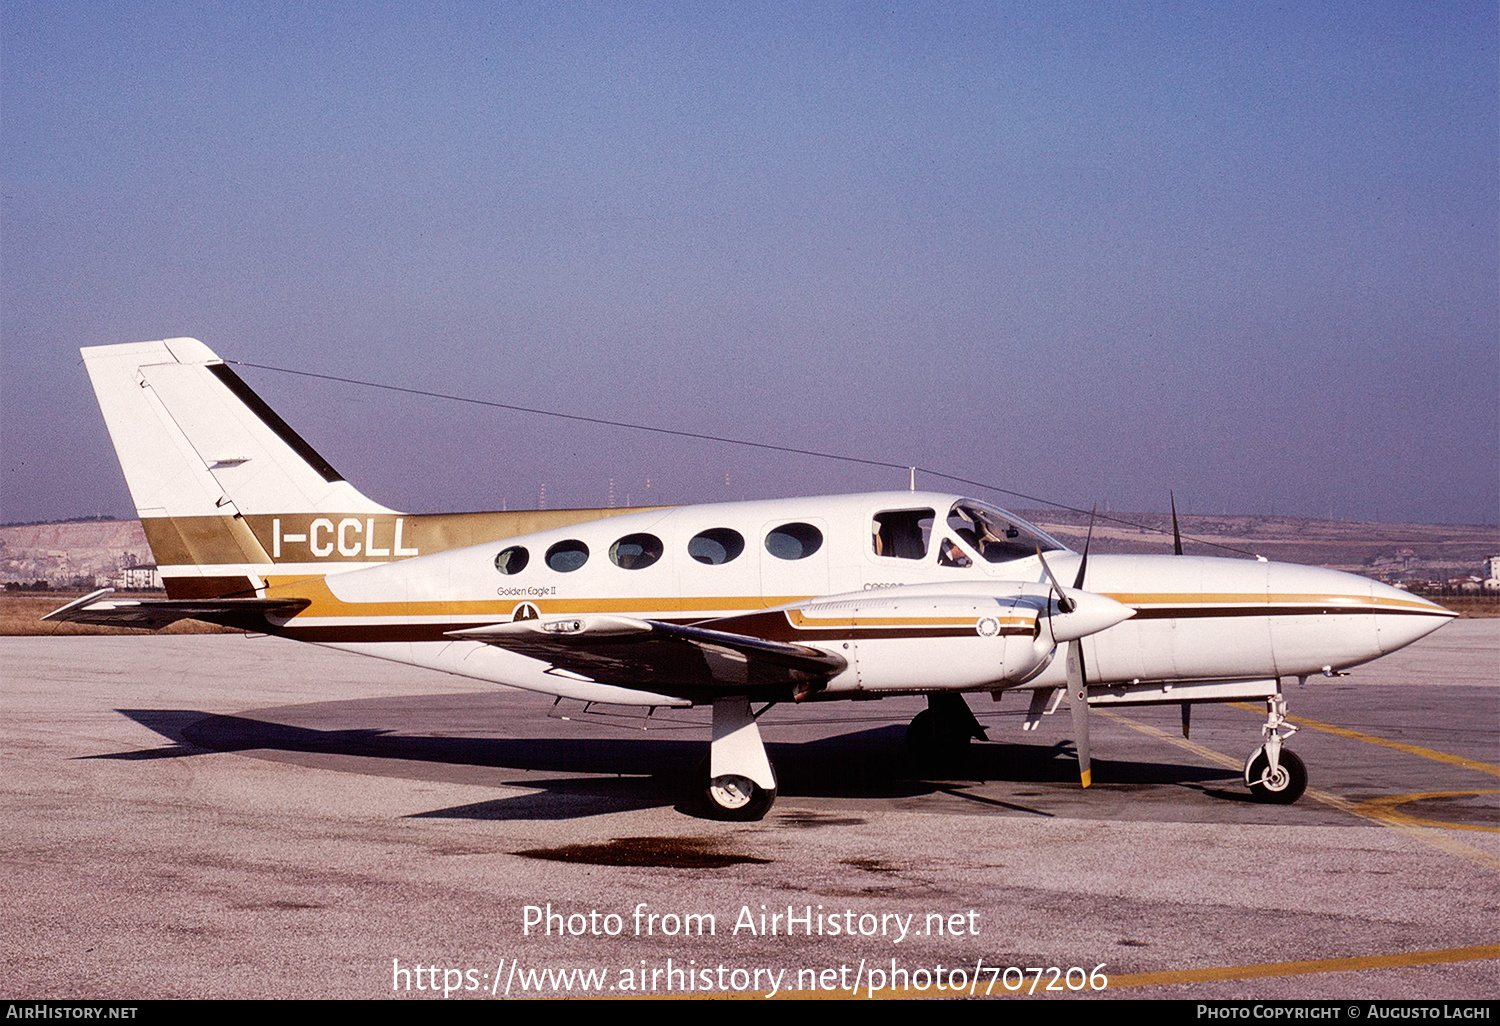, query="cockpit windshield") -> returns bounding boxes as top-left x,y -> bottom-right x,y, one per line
947,501 -> 1066,563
